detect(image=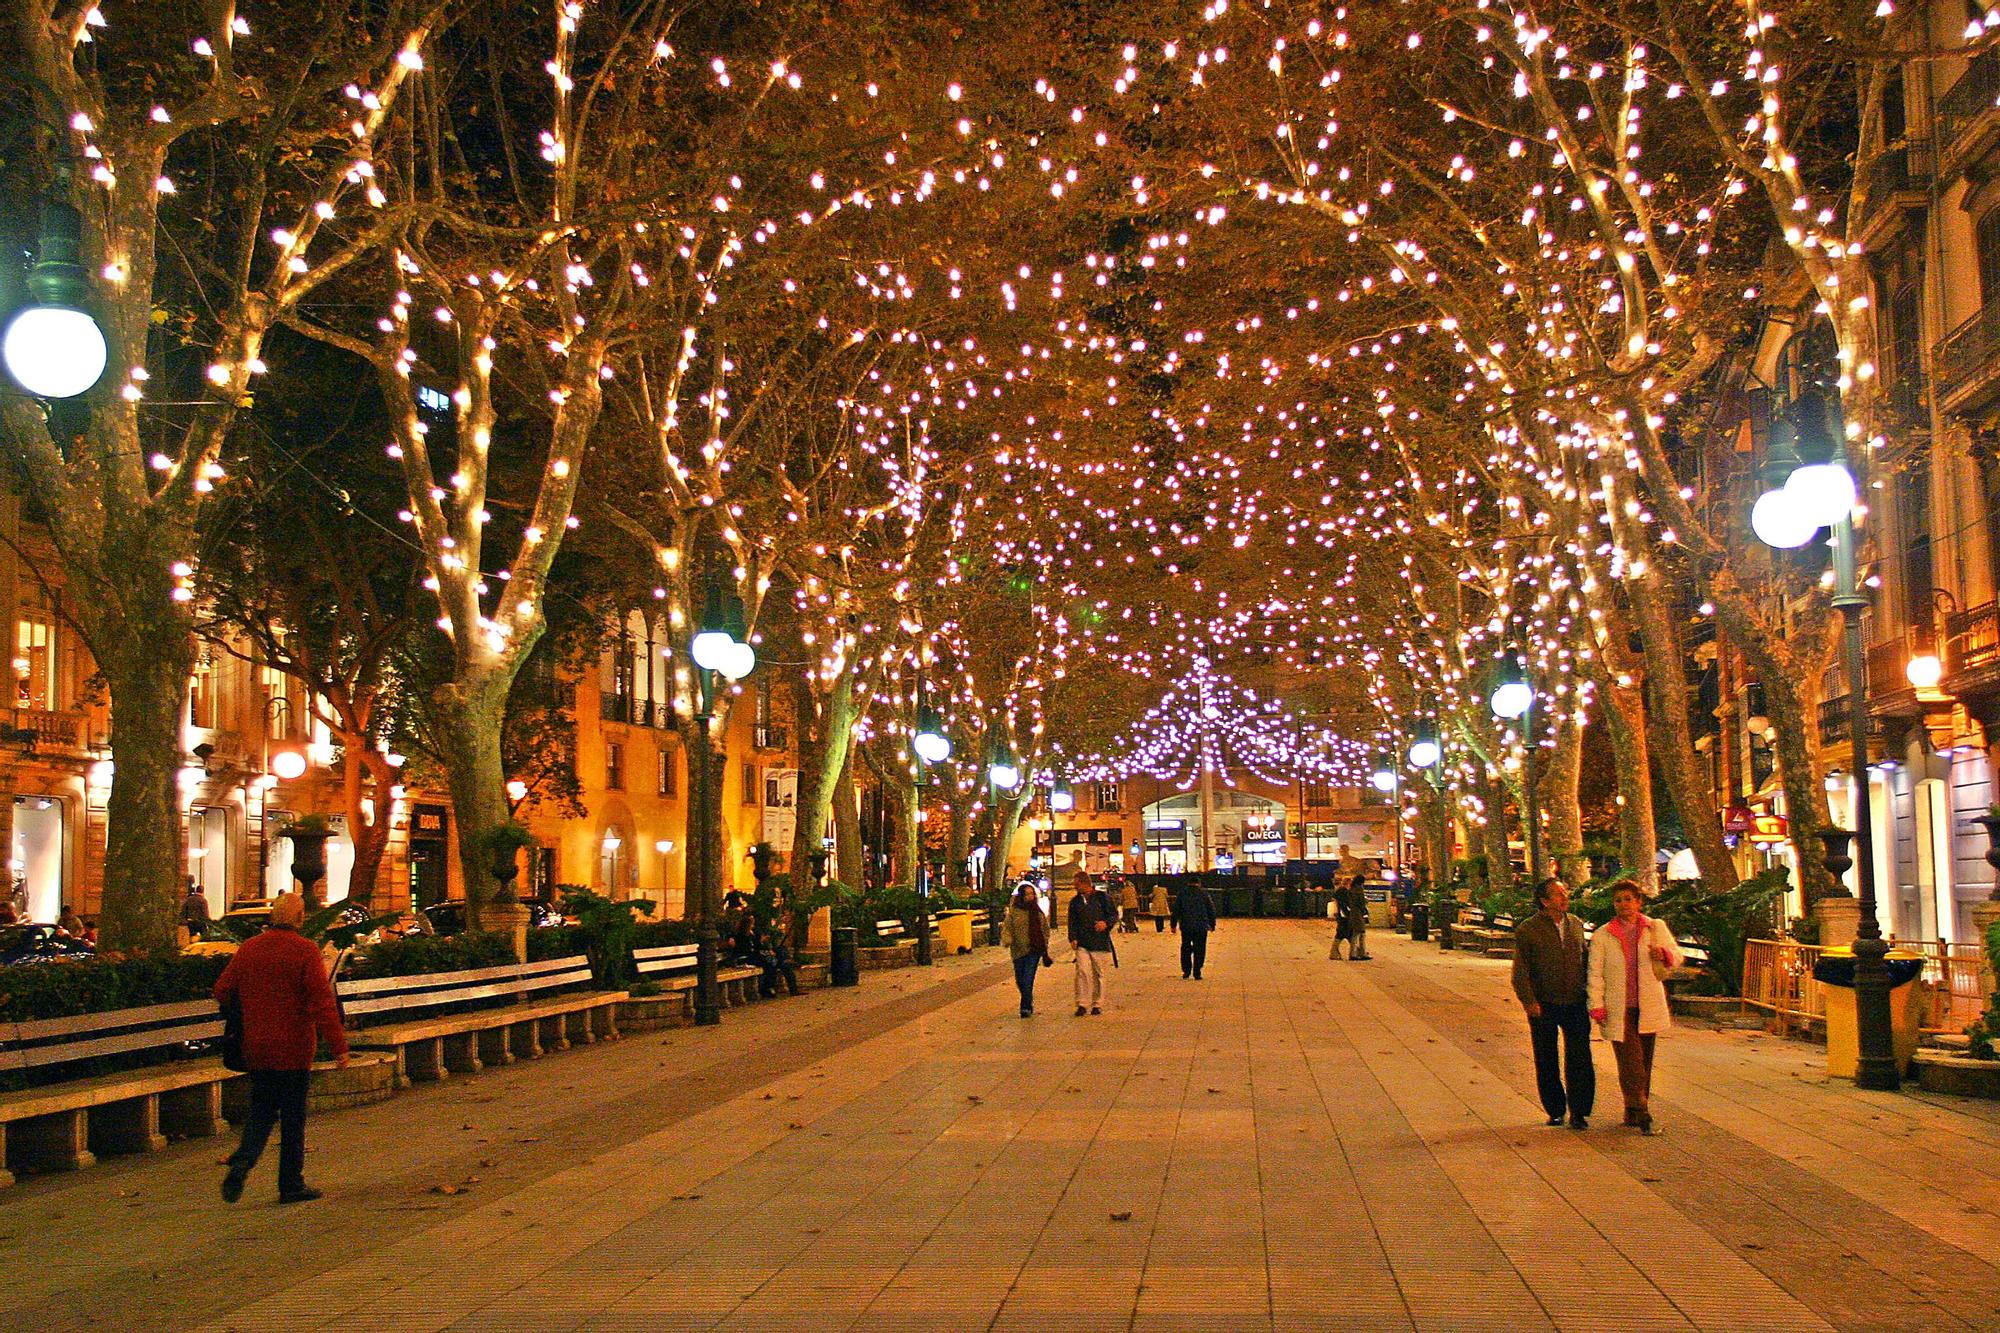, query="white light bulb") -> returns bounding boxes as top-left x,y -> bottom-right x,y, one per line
1407,740 -> 1441,768
690,629 -> 733,671
719,640 -> 756,681
1370,769 -> 1396,793
989,762 -> 1020,789
1784,461 -> 1857,529
1751,487 -> 1817,549
1906,653 -> 1943,689
2,306 -> 108,398
913,731 -> 951,763
1490,681 -> 1533,720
